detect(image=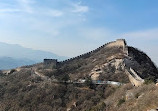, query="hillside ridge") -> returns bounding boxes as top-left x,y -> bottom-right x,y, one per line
59,39 -> 127,64
41,39 -> 158,87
